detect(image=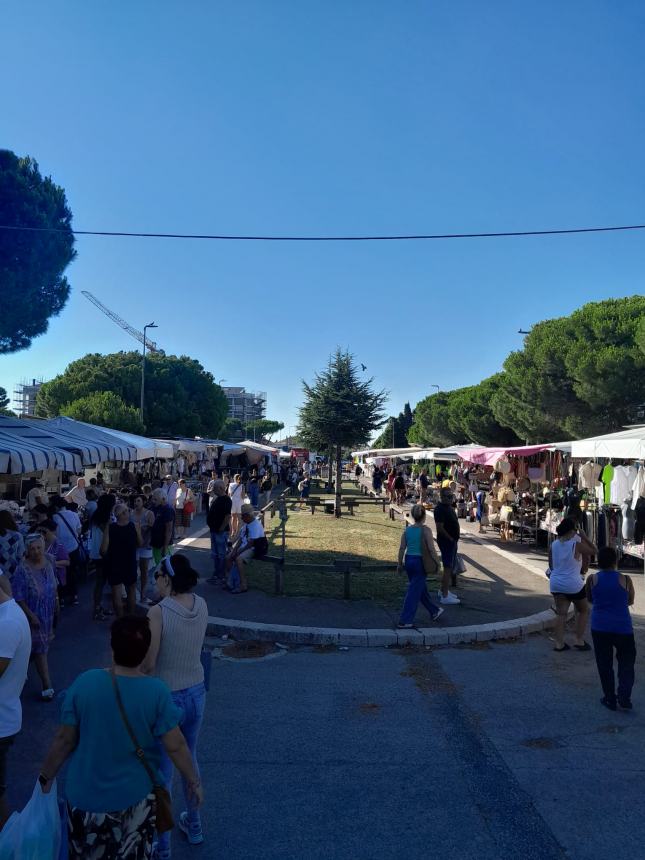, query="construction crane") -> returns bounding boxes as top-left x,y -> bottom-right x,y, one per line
81,291 -> 161,352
